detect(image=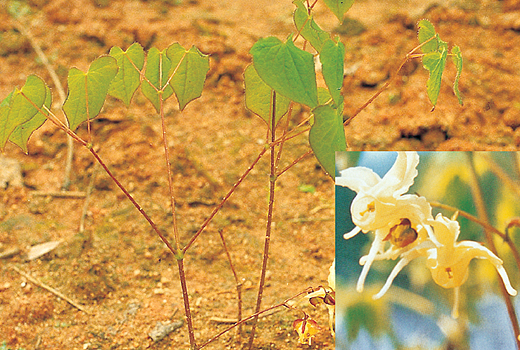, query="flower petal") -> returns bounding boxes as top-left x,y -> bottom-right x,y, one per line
373,247 -> 428,299
372,151 -> 419,198
428,213 -> 460,246
344,226 -> 362,240
336,166 -> 381,193
496,264 -> 518,296
350,195 -> 397,232
357,233 -> 385,292
457,241 -> 517,296
328,260 -> 335,291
